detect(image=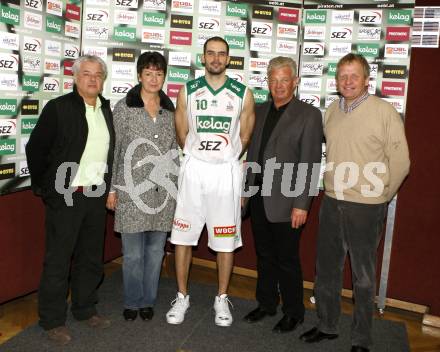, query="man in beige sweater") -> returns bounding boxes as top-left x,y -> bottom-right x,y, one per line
300,54 -> 410,352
